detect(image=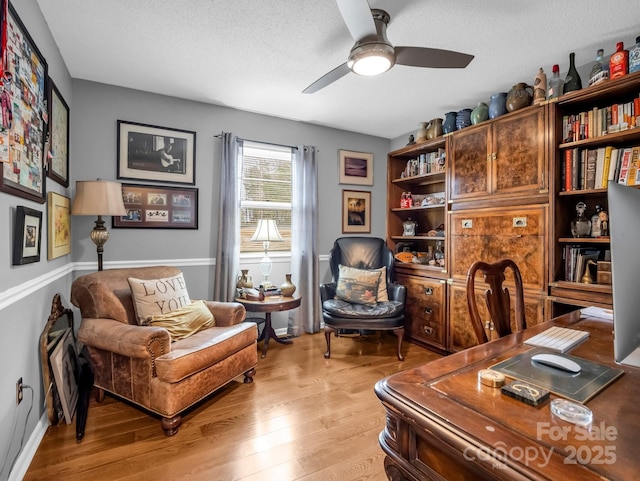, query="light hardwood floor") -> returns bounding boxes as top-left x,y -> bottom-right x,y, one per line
24,331 -> 441,481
